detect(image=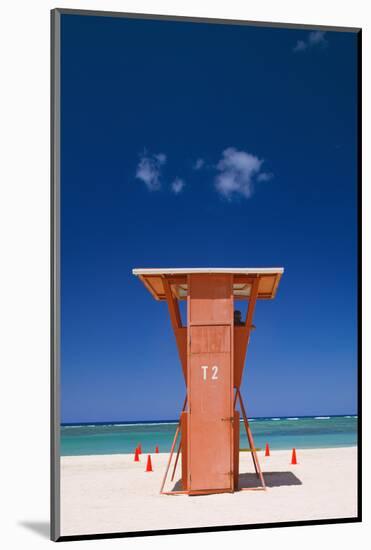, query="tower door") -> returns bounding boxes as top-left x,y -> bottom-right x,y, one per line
188,325 -> 233,493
